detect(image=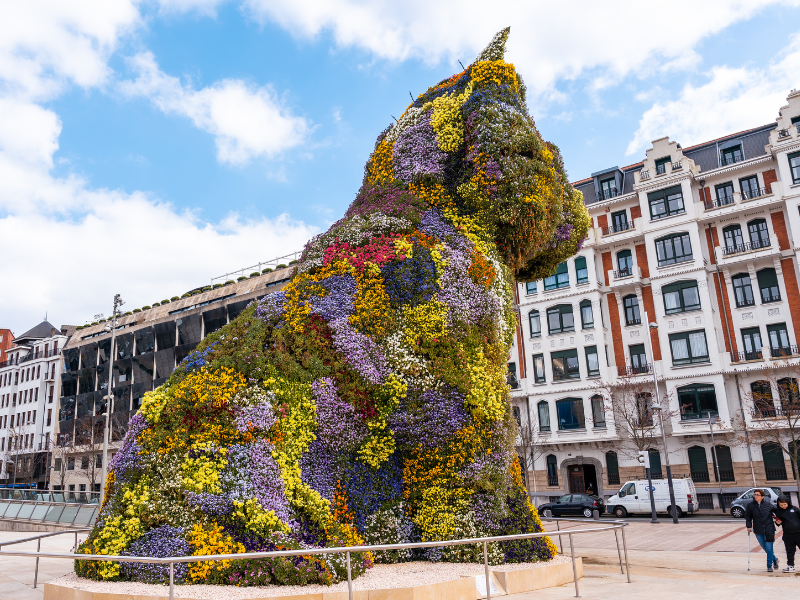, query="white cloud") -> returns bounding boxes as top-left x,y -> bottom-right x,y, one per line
626,34 -> 800,155
120,52 -> 313,164
241,0 -> 798,100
